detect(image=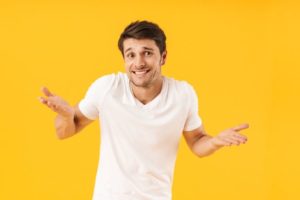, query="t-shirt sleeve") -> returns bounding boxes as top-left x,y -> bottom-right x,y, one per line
183,83 -> 202,132
78,74 -> 115,120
